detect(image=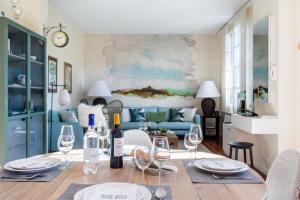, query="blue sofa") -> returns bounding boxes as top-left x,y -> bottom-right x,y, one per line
48,109 -> 84,152
120,107 -> 201,135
